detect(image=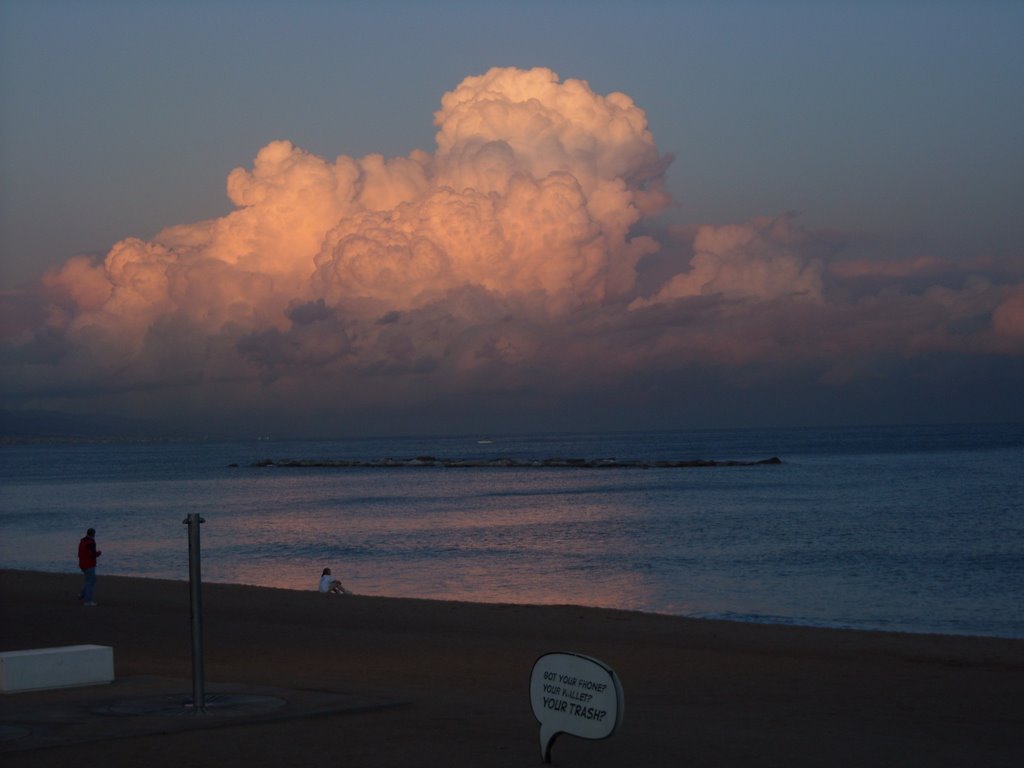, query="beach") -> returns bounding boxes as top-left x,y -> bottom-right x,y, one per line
2,569 -> 1022,767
